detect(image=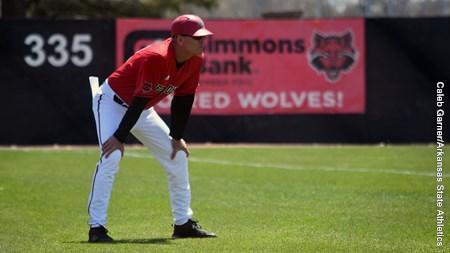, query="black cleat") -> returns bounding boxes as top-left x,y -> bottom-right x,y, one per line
88,226 -> 114,243
172,219 -> 217,239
